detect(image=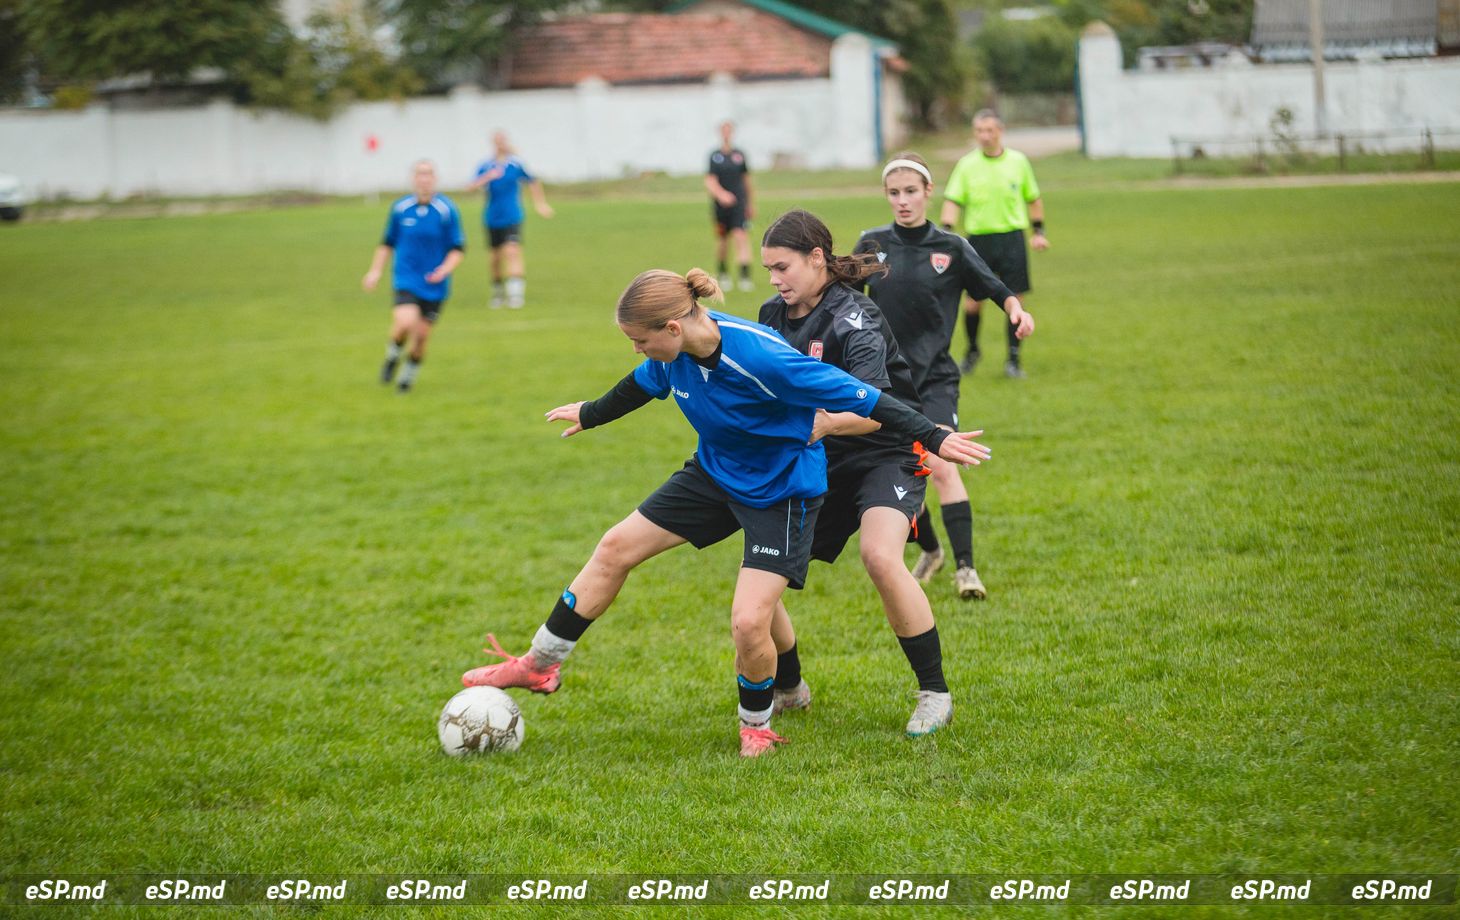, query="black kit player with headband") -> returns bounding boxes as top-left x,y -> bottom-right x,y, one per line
854,152 -> 1033,601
